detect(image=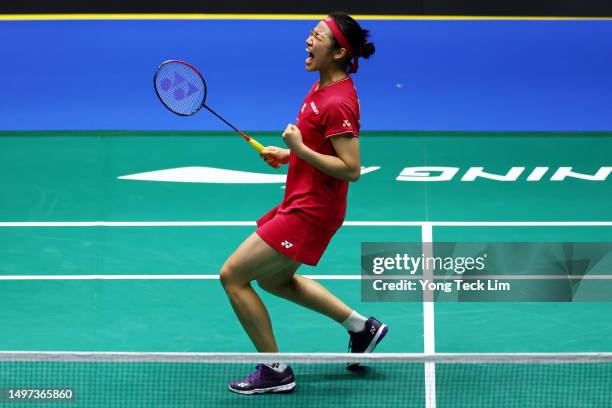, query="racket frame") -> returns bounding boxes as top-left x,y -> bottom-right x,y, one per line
153,59 -> 208,117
